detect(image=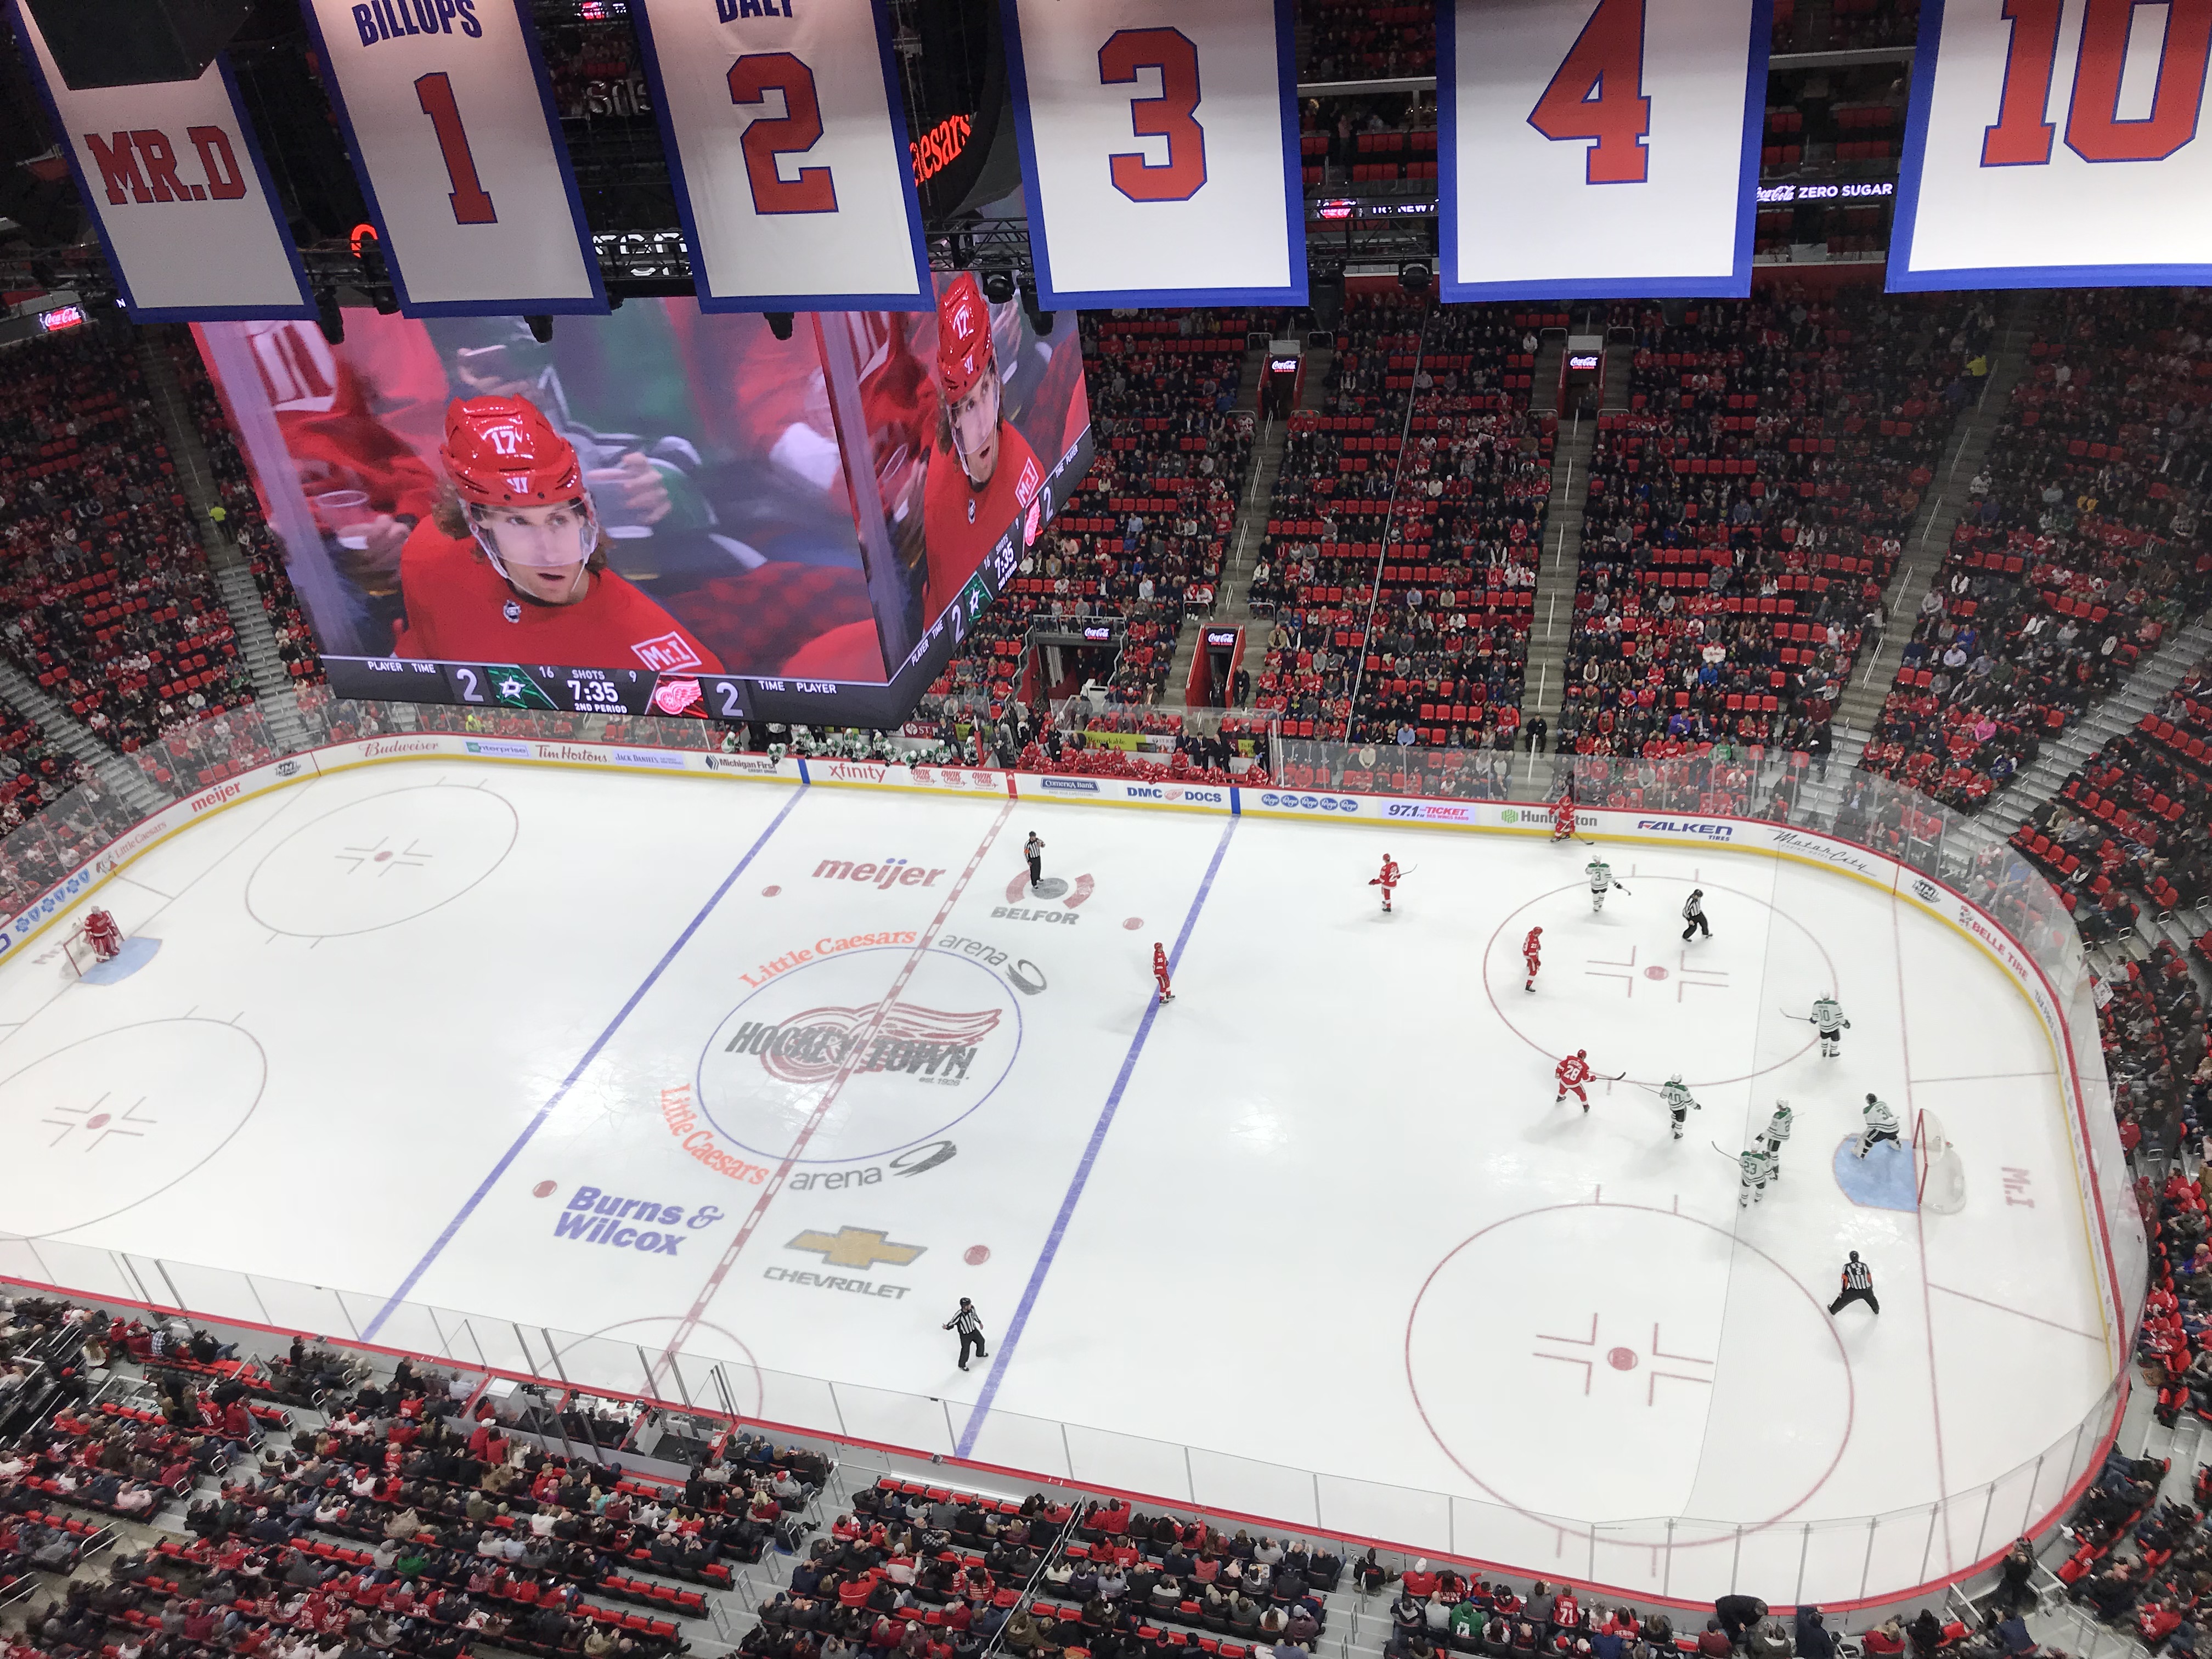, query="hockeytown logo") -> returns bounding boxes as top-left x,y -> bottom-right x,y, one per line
722,1002 -> 1002,1085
